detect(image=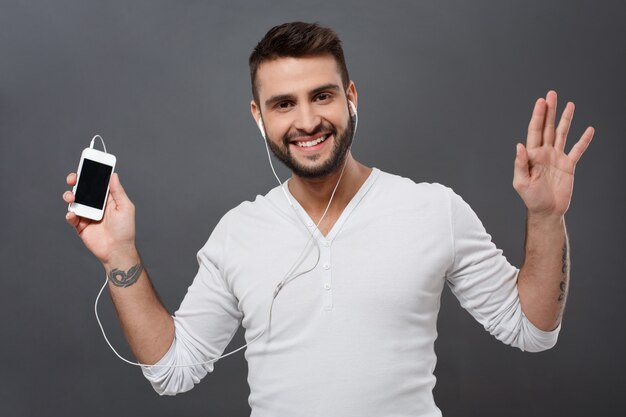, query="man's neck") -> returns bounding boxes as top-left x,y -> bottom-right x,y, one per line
287,153 -> 372,225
